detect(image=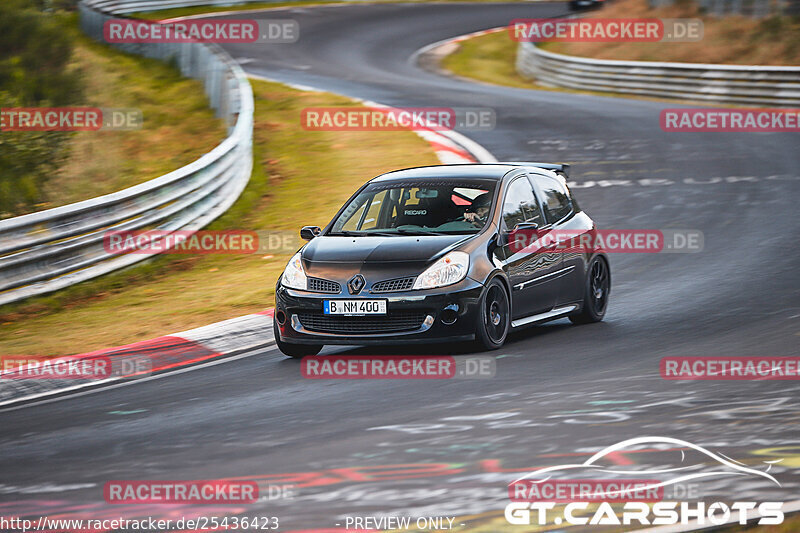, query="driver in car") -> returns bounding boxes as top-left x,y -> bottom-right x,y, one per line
463,193 -> 492,227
